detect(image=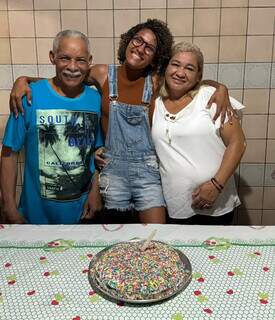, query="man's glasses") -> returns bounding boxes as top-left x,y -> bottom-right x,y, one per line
131,36 -> 157,56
